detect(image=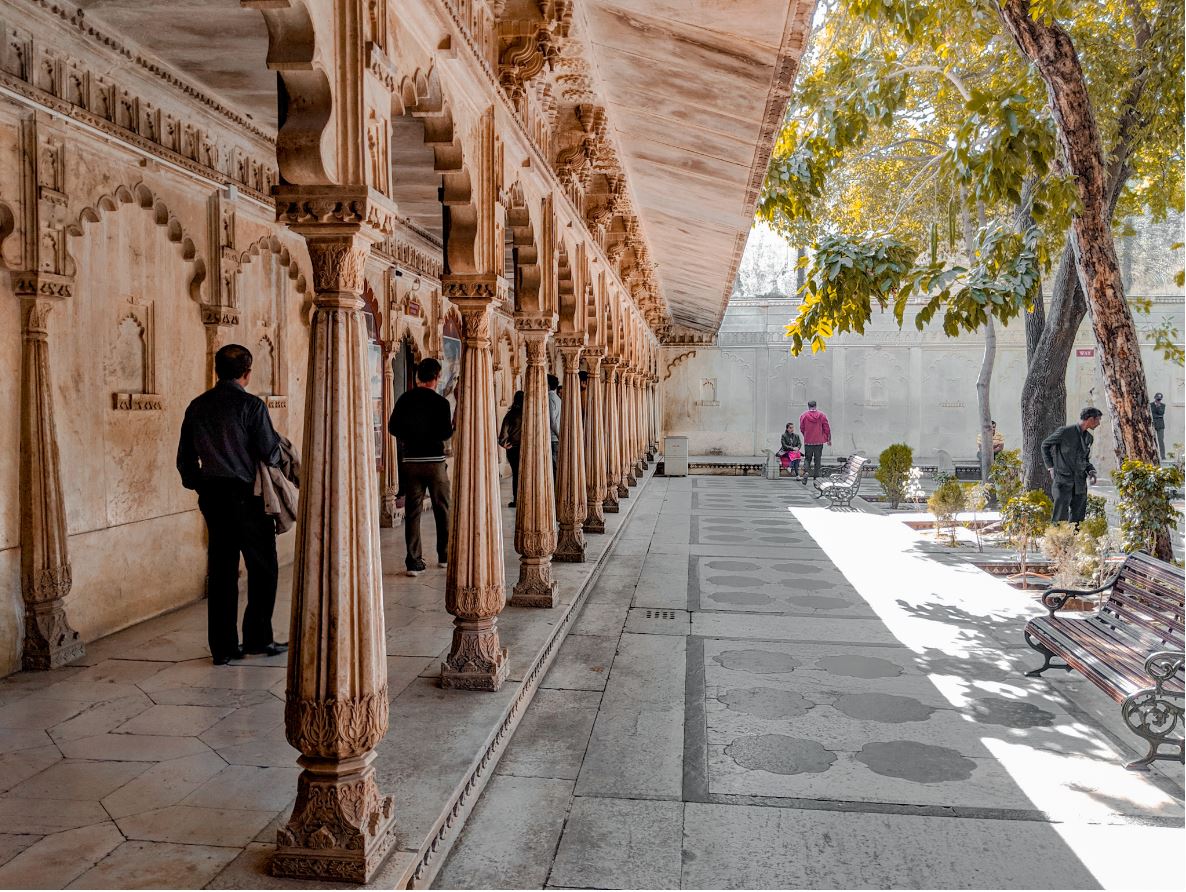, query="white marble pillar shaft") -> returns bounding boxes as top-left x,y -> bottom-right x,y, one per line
511,324 -> 557,606
583,351 -> 607,532
442,283 -> 510,688
603,359 -> 622,511
555,341 -> 587,561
